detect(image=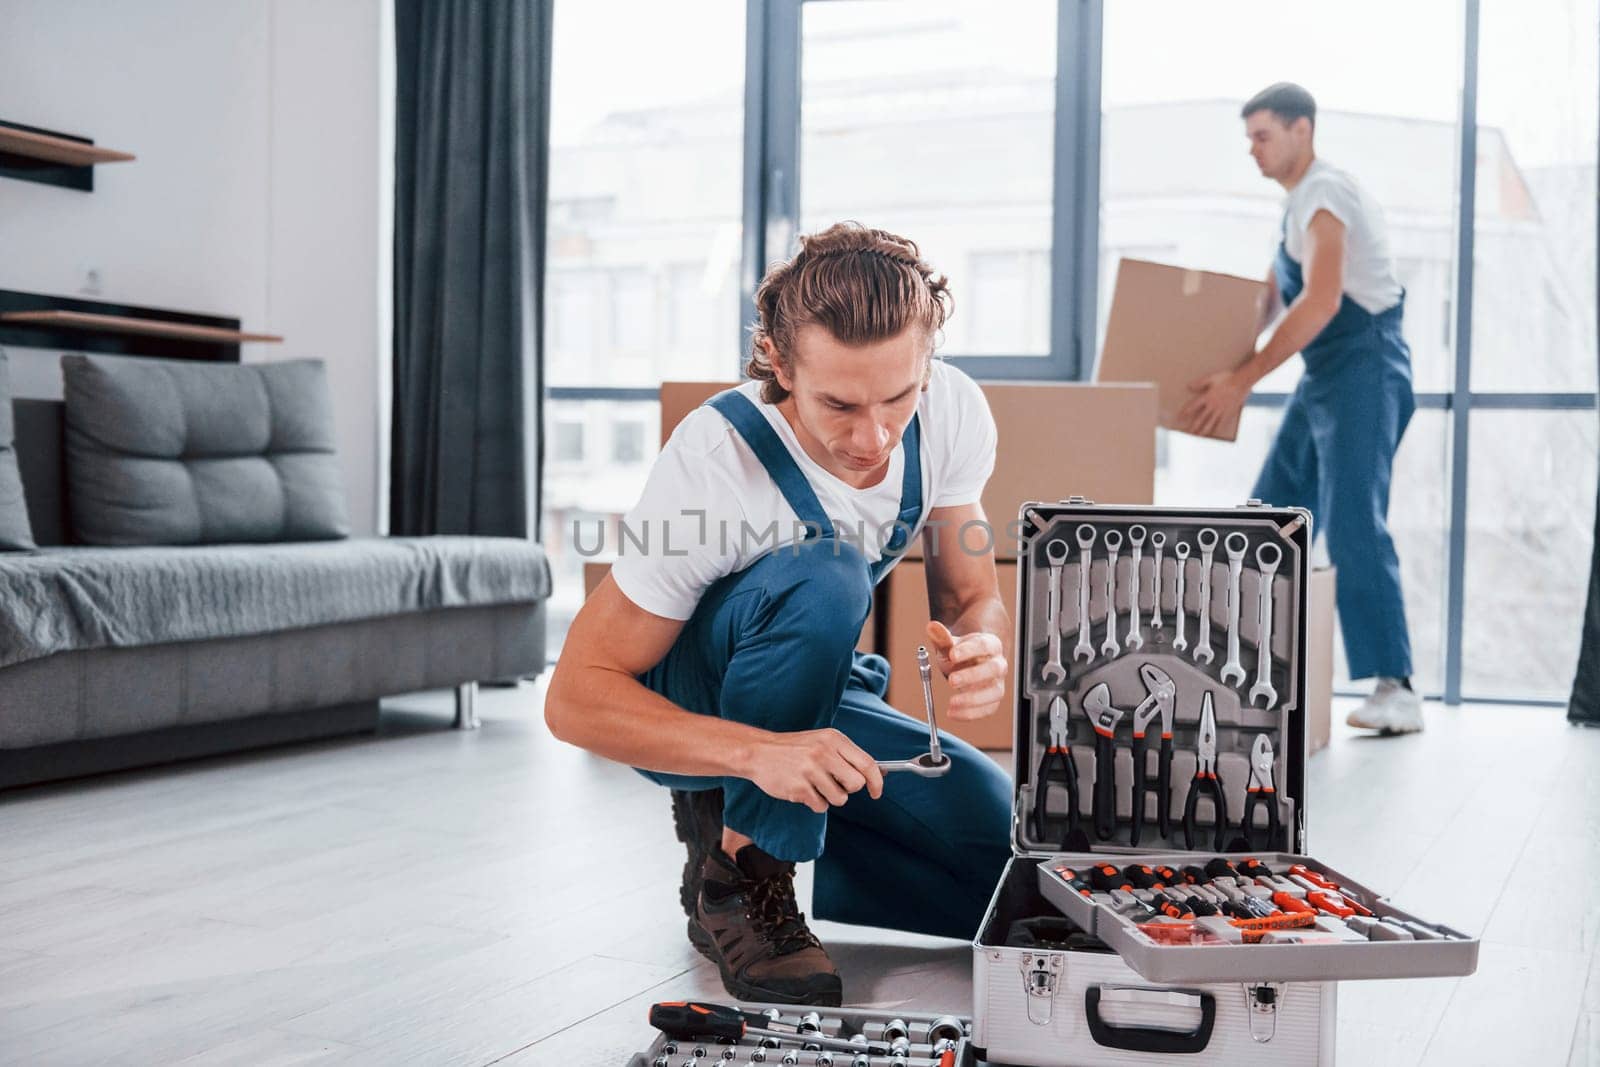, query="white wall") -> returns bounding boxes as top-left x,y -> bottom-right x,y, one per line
0,0 -> 386,534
